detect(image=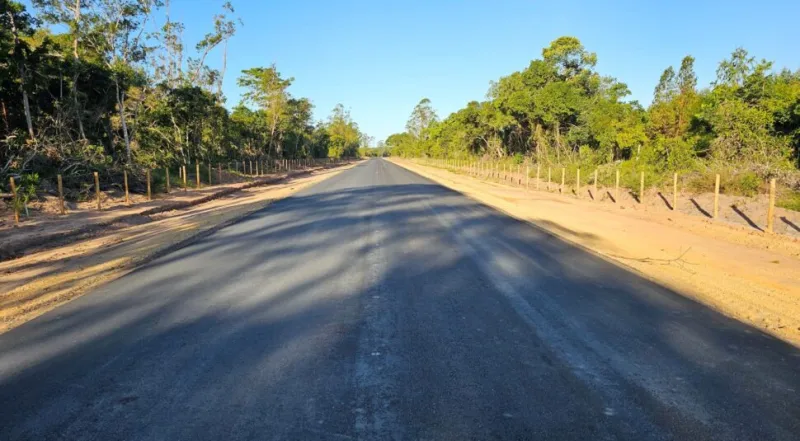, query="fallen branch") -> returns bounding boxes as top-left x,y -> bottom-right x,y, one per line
609,247 -> 696,274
